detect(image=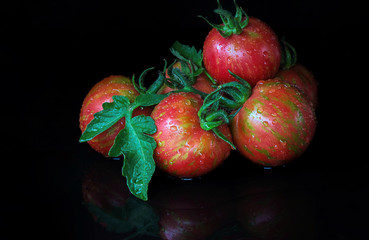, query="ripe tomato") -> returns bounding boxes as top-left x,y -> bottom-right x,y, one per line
276,64 -> 318,109
203,17 -> 281,86
151,92 -> 232,178
160,62 -> 216,94
79,75 -> 152,157
230,78 -> 316,166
